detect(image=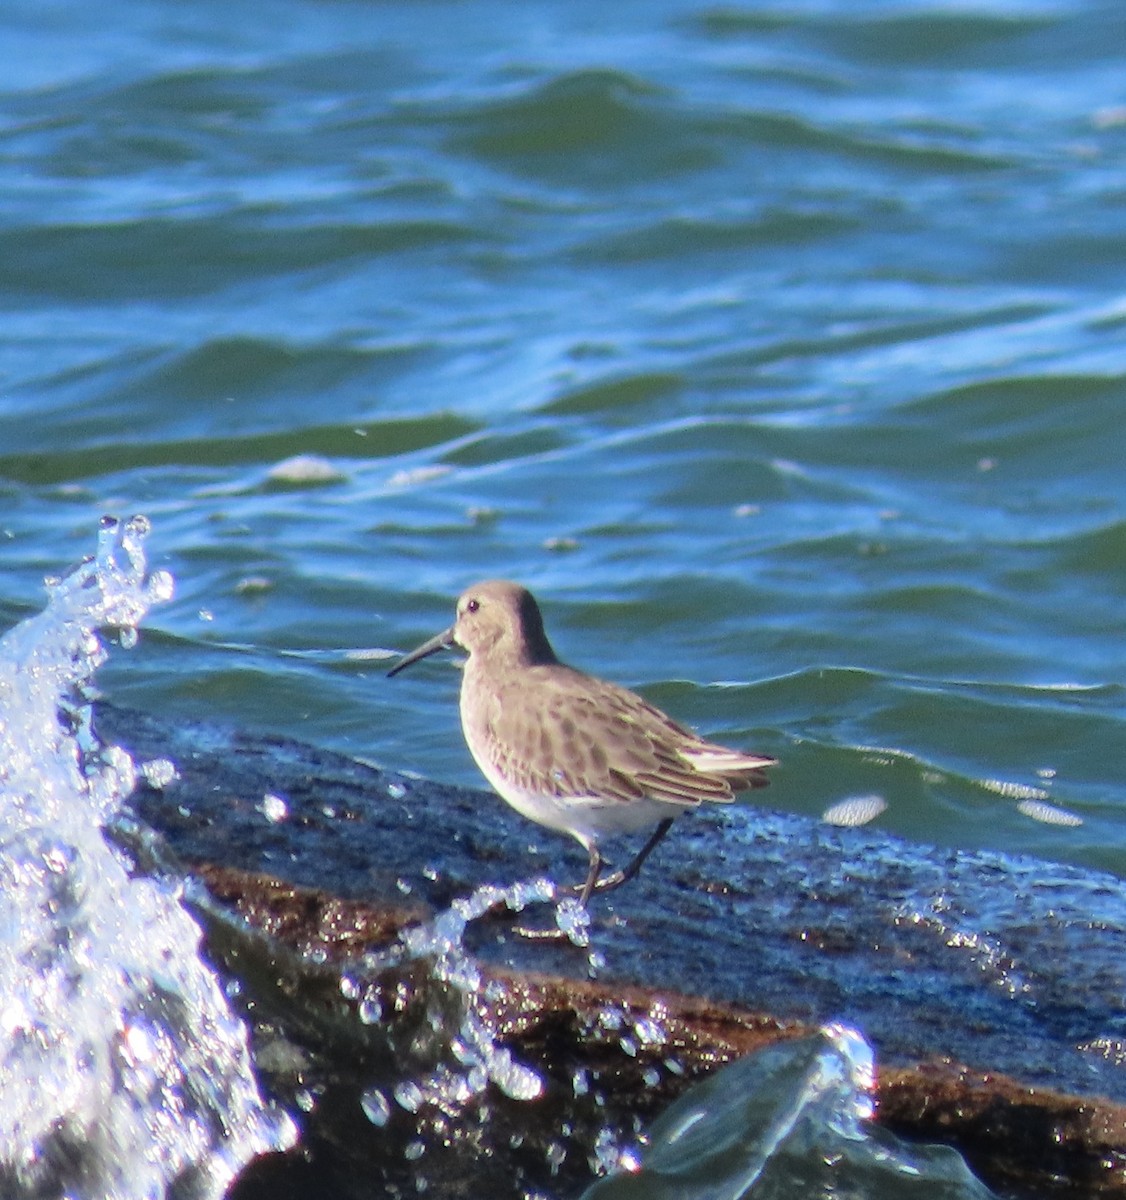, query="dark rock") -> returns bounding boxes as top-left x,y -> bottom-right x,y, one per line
96,704 -> 1126,1199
